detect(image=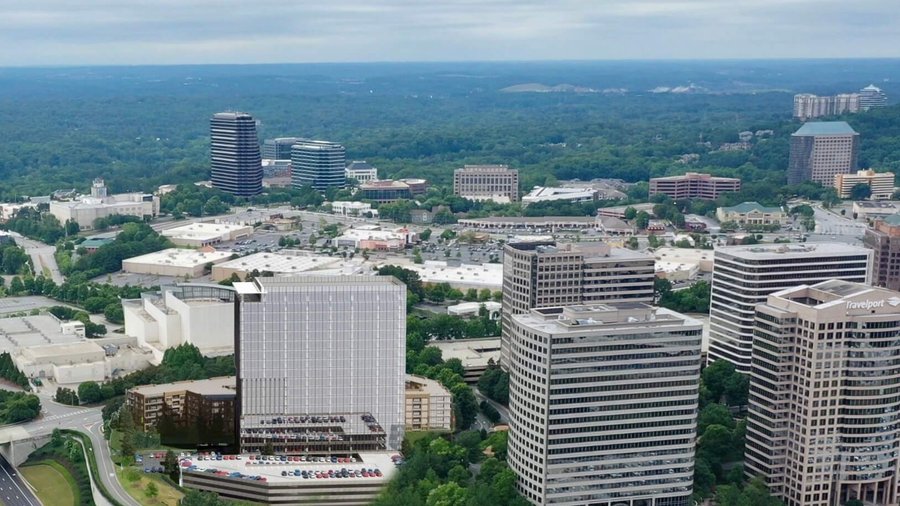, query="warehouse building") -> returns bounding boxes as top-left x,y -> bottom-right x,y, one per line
122,248 -> 233,278
161,222 -> 253,248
